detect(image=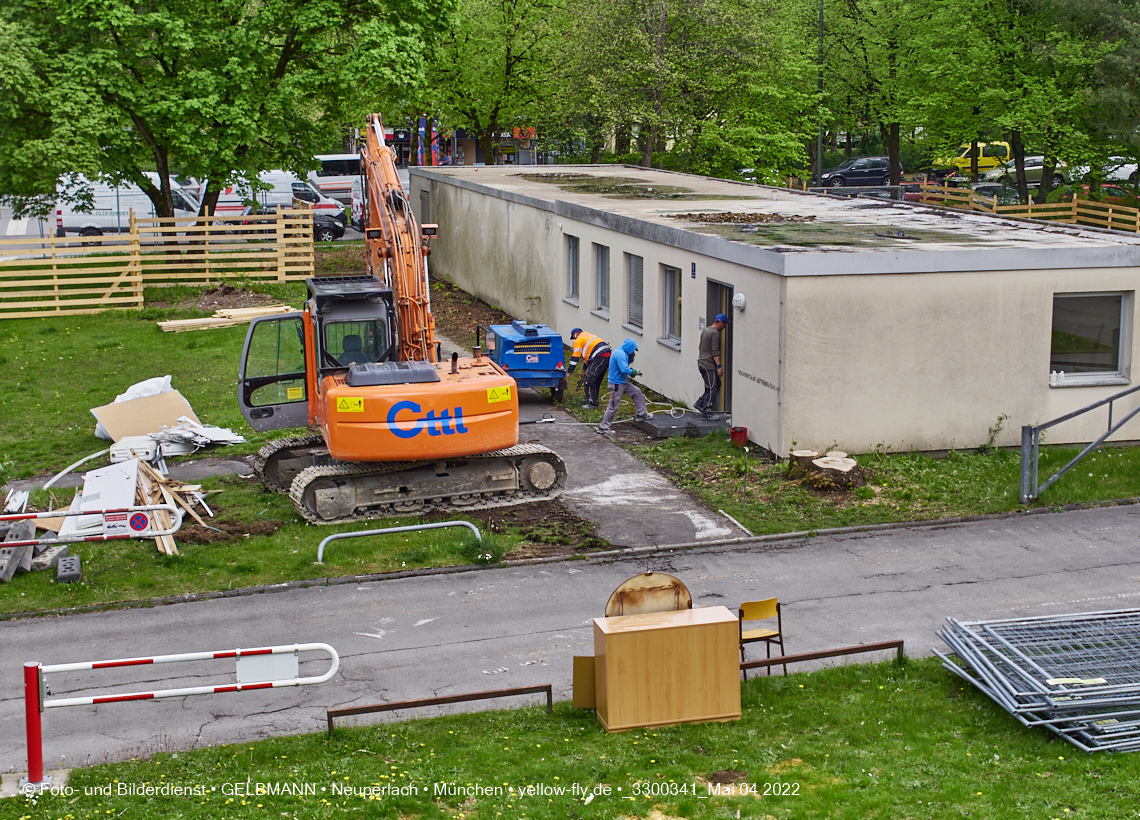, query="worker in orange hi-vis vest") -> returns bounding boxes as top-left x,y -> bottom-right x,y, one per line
568,328 -> 611,408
